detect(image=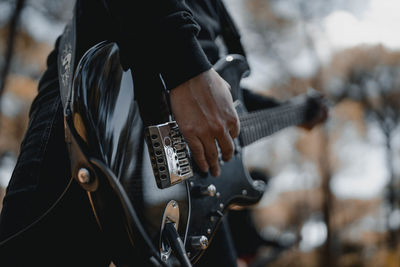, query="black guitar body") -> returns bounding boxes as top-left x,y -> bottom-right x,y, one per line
64,41 -> 156,265
65,41 -> 265,266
